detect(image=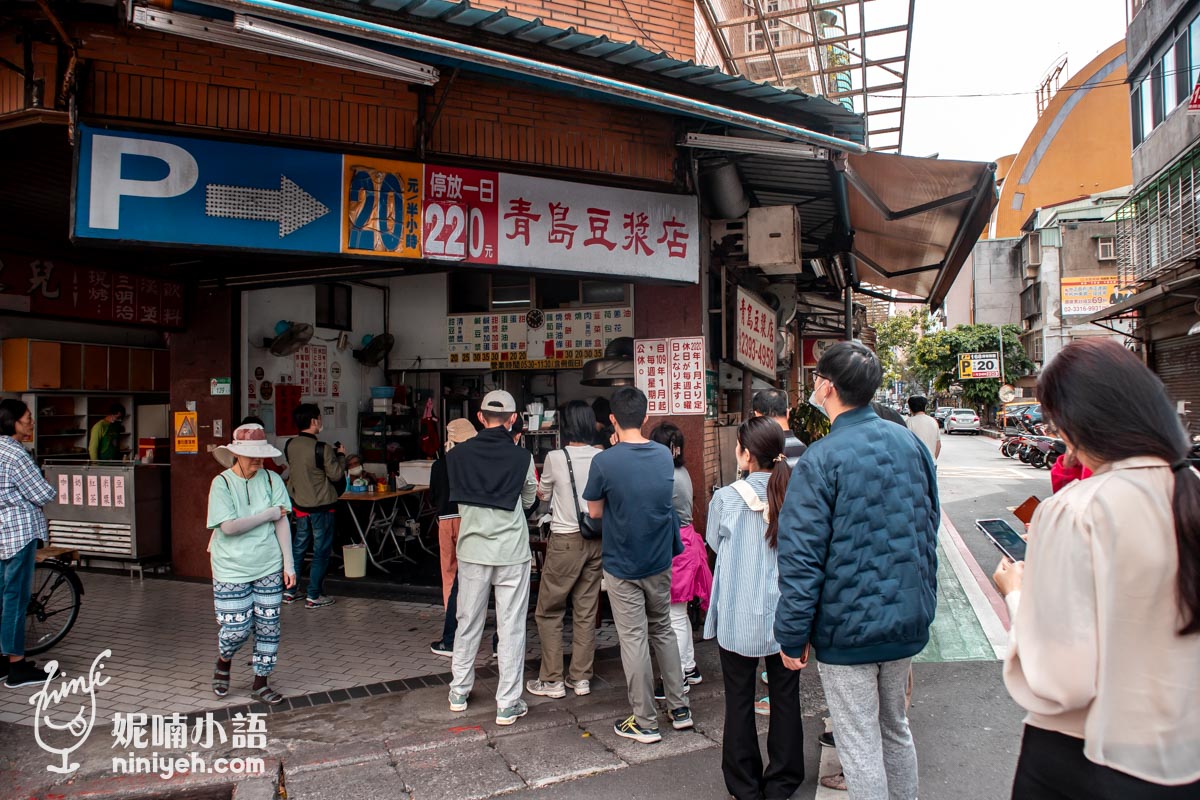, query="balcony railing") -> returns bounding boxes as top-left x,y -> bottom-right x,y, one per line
1116,146 -> 1200,286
